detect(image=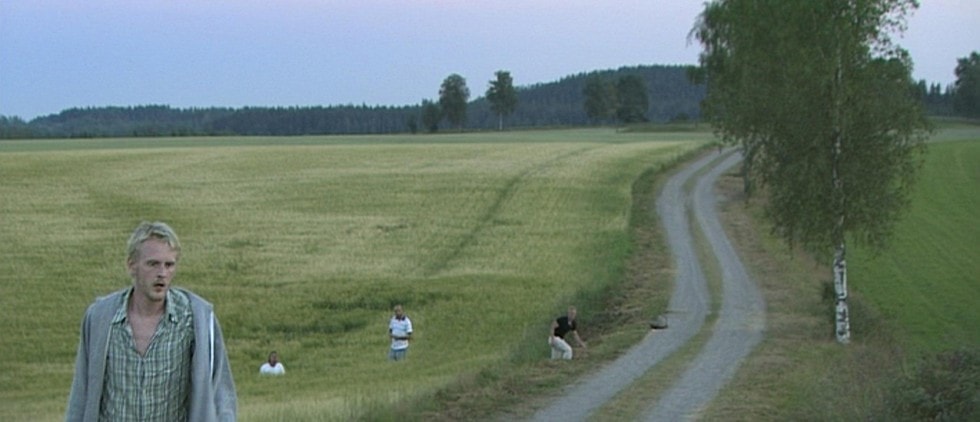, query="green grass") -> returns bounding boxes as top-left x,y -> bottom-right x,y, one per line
848,139 -> 980,355
3,125 -> 972,420
0,129 -> 706,421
